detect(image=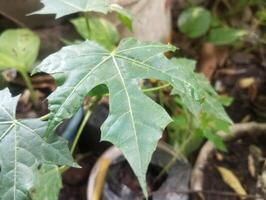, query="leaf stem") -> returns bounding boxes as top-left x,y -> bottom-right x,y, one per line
84,12 -> 91,39
59,165 -> 69,174
20,70 -> 38,107
143,83 -> 170,93
40,113 -> 50,121
70,108 -> 92,154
